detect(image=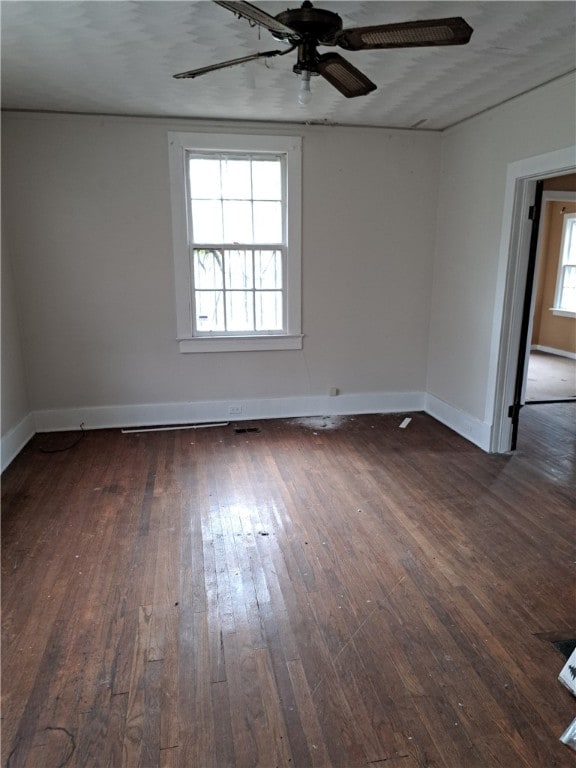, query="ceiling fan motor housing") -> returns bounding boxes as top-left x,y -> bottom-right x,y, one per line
273,1 -> 343,74
273,2 -> 343,44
